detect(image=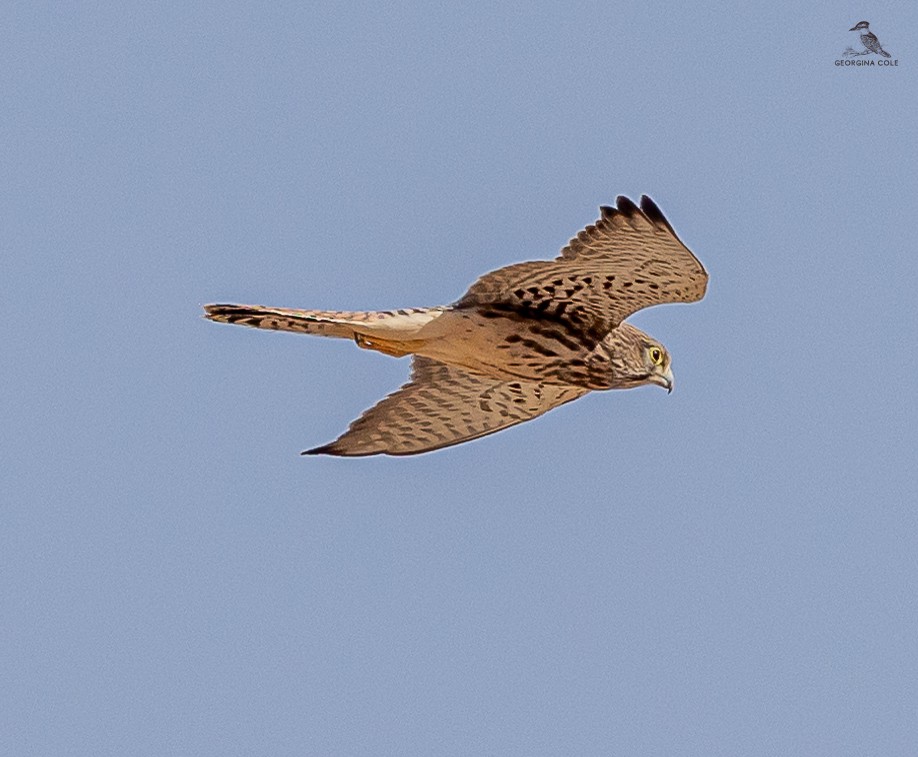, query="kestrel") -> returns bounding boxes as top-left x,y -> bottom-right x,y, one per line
205,196 -> 708,456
